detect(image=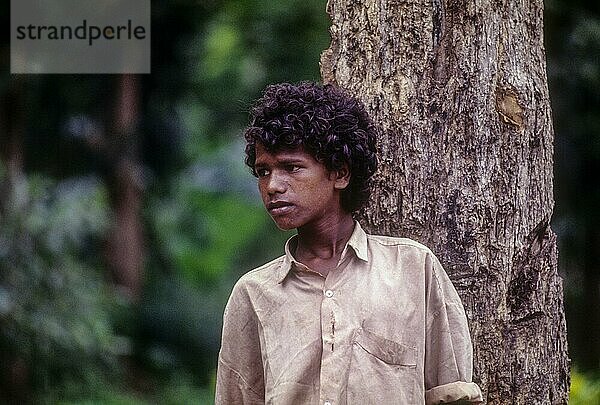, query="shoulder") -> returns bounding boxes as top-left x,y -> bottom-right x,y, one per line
366,233 -> 434,255
230,255 -> 285,296
366,233 -> 431,250
364,233 -> 449,278
242,255 -> 285,281
225,255 -> 288,318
